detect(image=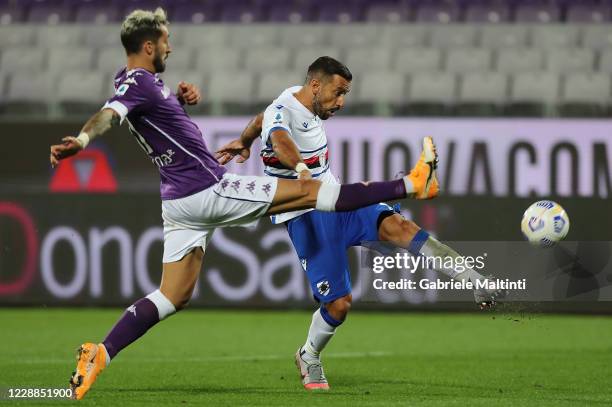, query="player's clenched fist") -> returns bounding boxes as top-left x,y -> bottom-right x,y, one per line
49,136 -> 84,168
177,81 -> 201,105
